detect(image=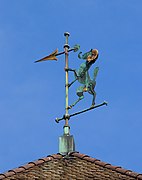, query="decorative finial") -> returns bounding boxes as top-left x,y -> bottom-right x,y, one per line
35,32 -> 107,155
